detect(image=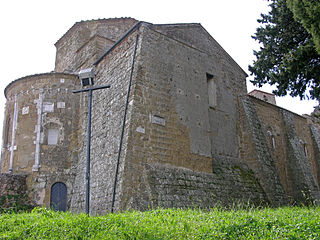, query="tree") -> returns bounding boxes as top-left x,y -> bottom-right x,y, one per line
287,0 -> 320,54
249,0 -> 320,101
